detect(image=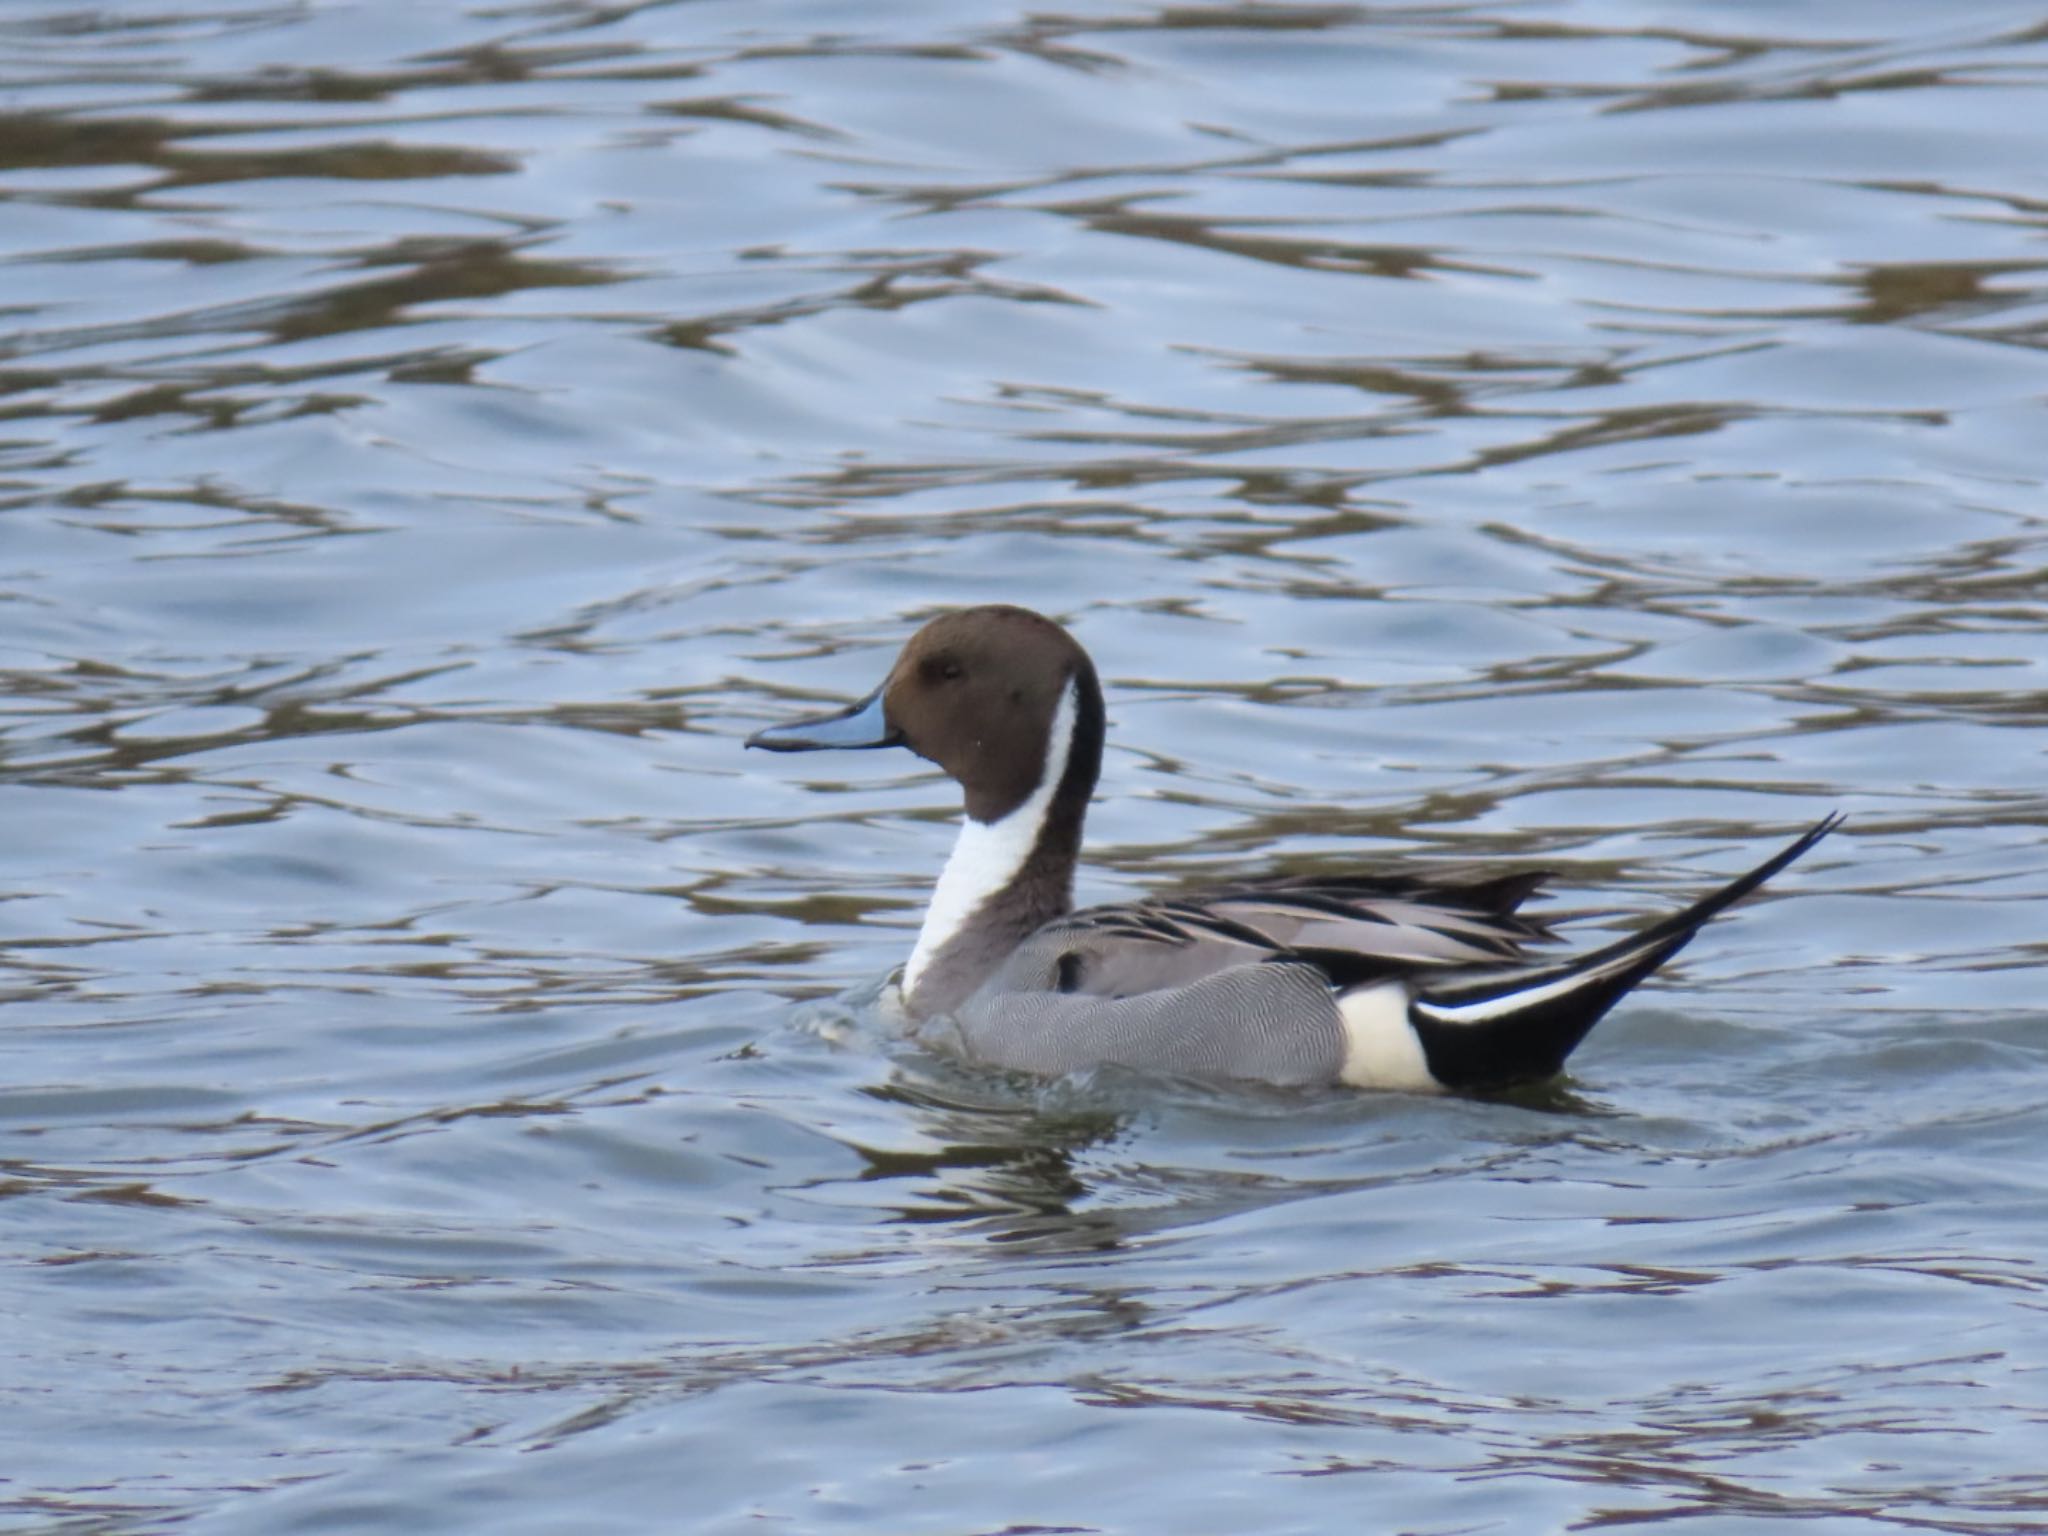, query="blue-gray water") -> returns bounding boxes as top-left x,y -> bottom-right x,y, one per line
4,2 -> 2047,1531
